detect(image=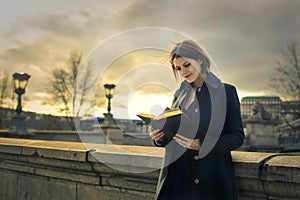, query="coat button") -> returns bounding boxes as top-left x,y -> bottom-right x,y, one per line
194,108 -> 199,113
194,155 -> 200,160
194,178 -> 200,184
